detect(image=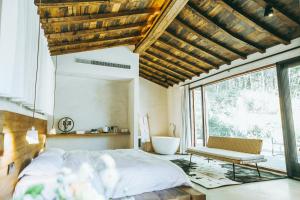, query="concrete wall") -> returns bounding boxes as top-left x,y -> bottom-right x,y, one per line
54,75 -> 129,132
139,78 -> 169,136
